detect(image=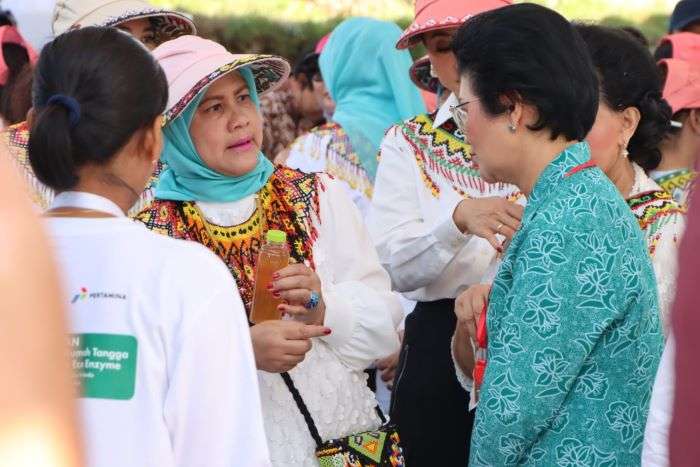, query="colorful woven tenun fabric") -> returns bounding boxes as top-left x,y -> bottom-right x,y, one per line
398,113 -> 522,201
627,189 -> 686,257
297,122 -> 374,201
1,121 -> 162,215
136,167 -> 321,315
652,168 -> 696,208
316,428 -> 405,467
2,121 -> 53,210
